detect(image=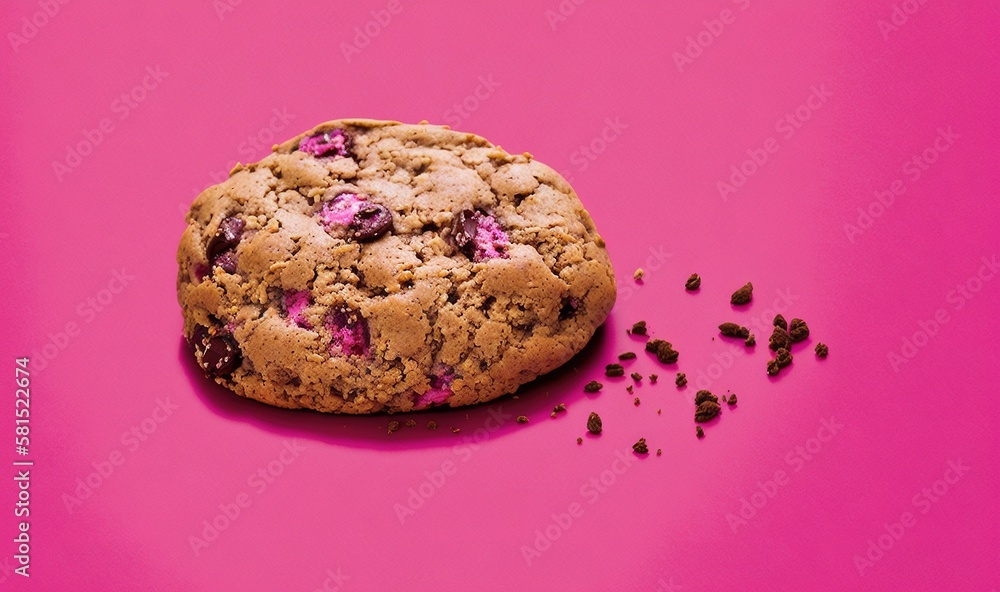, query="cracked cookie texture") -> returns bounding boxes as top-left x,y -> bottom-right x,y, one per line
177,119 -> 616,413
